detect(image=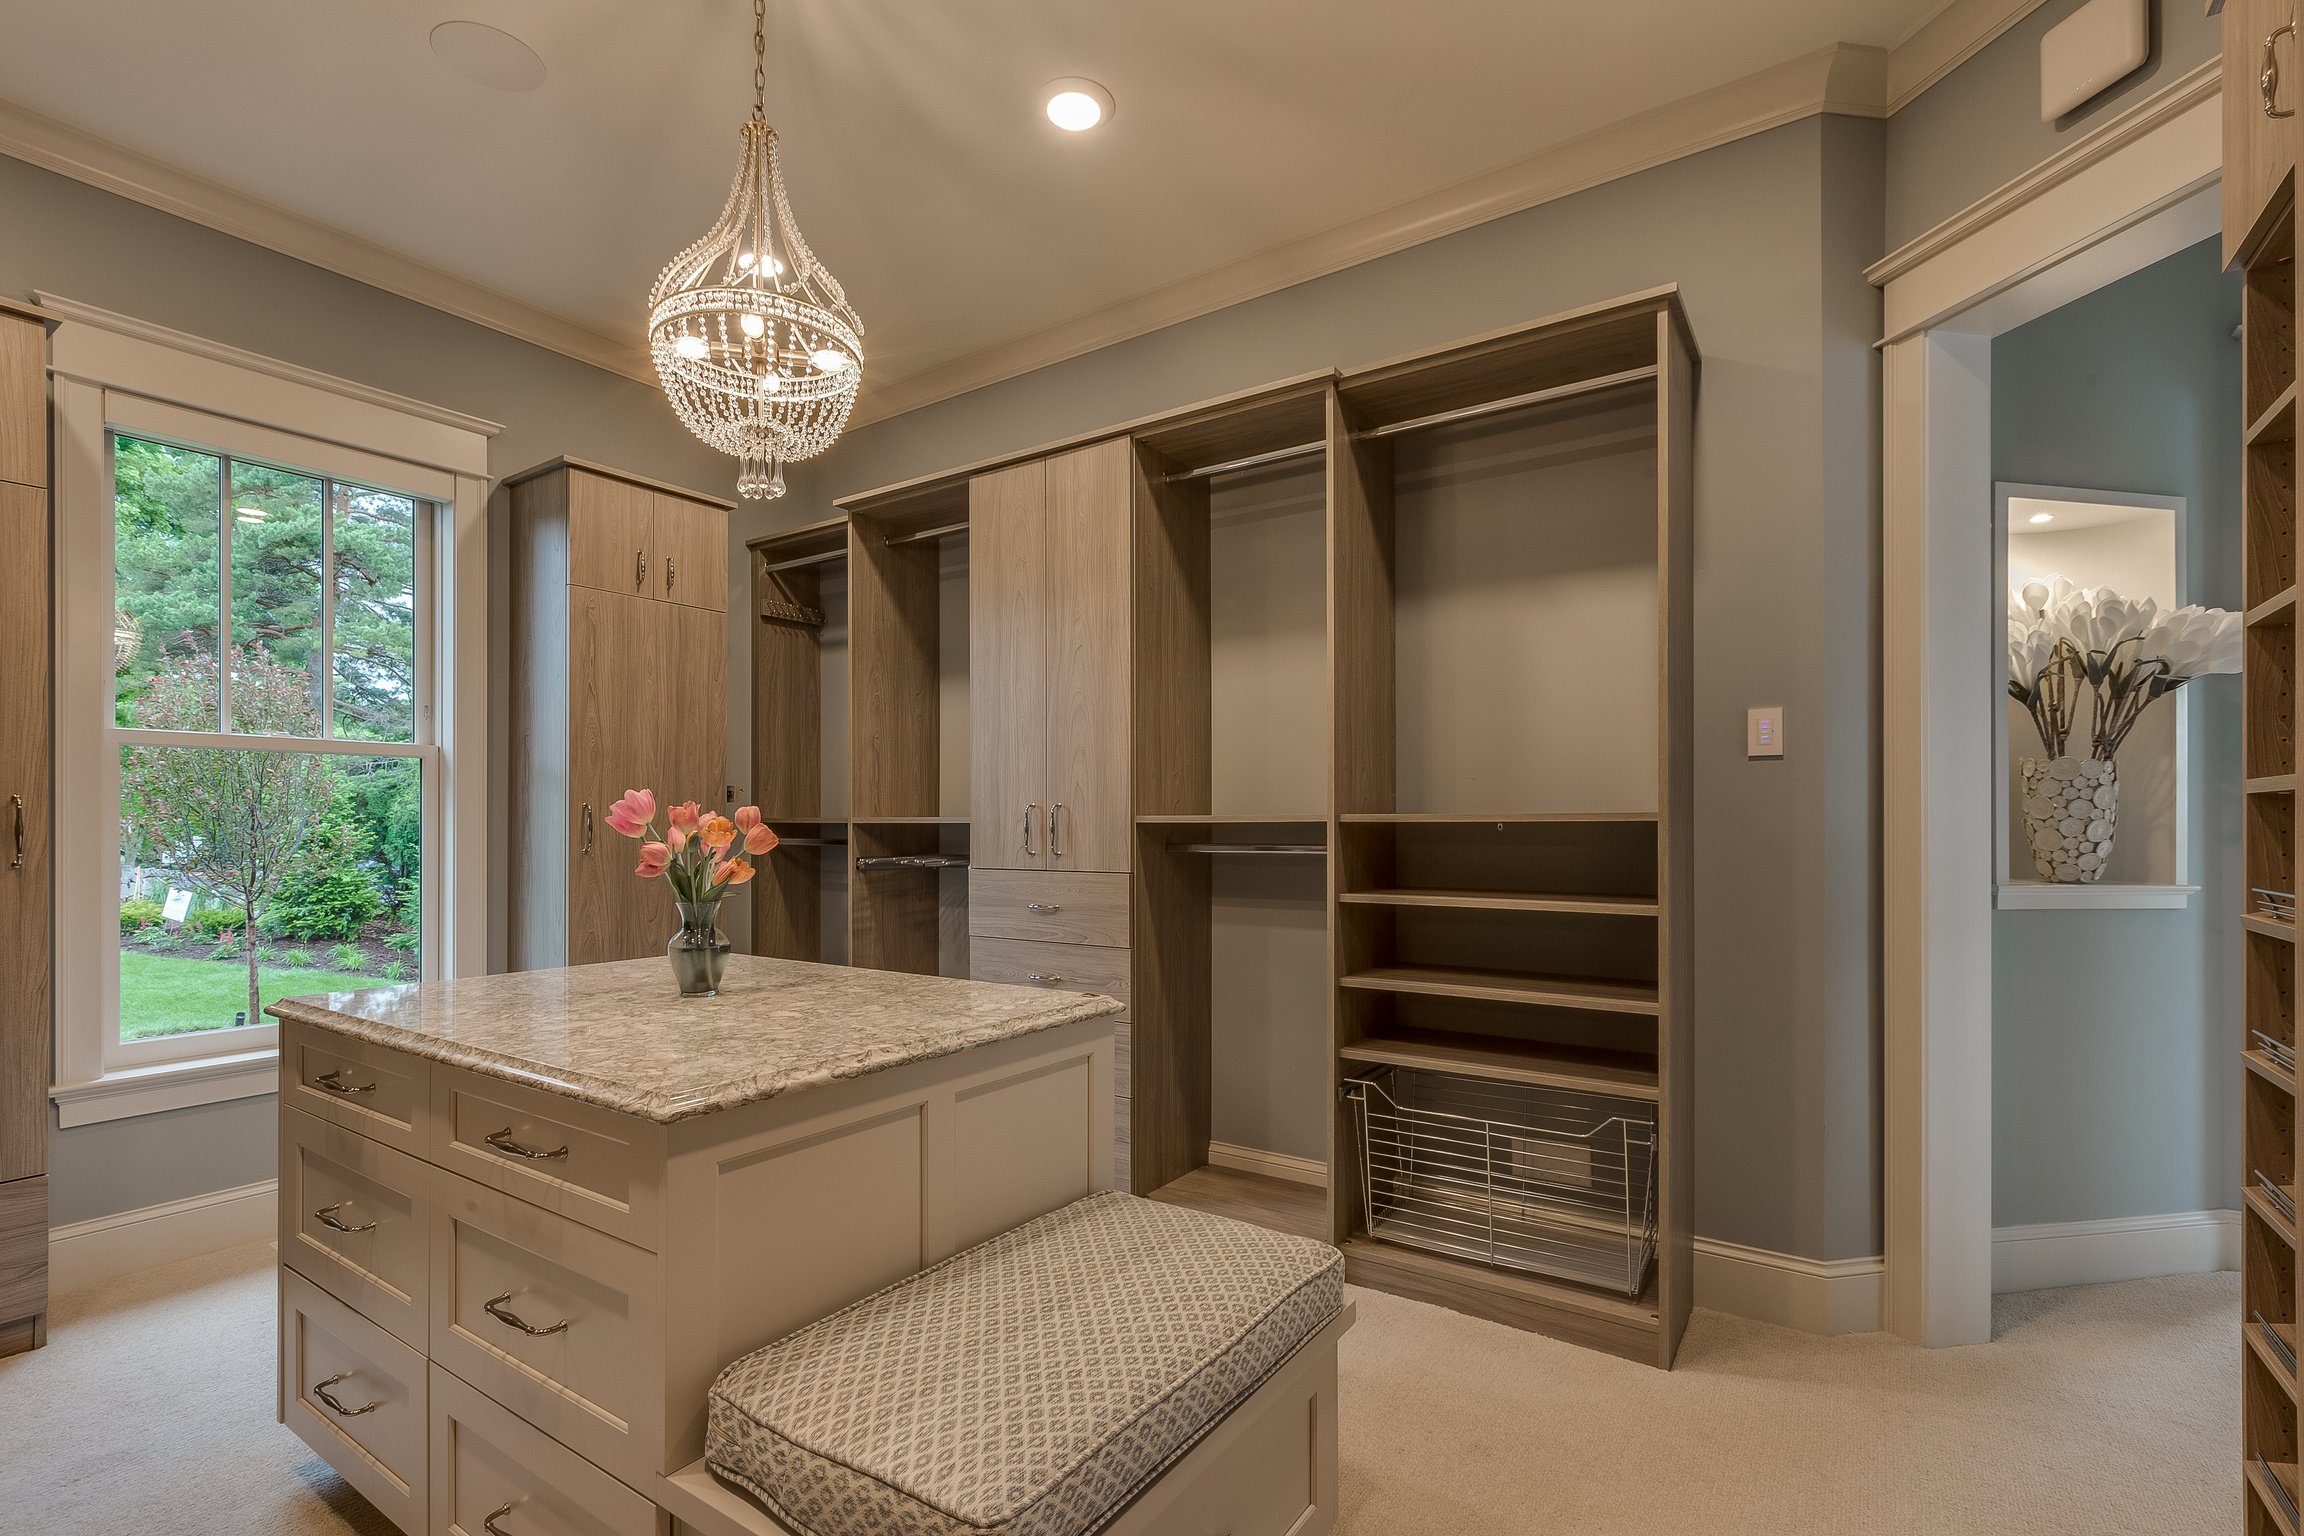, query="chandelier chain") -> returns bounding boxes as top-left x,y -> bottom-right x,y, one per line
752,0 -> 766,121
